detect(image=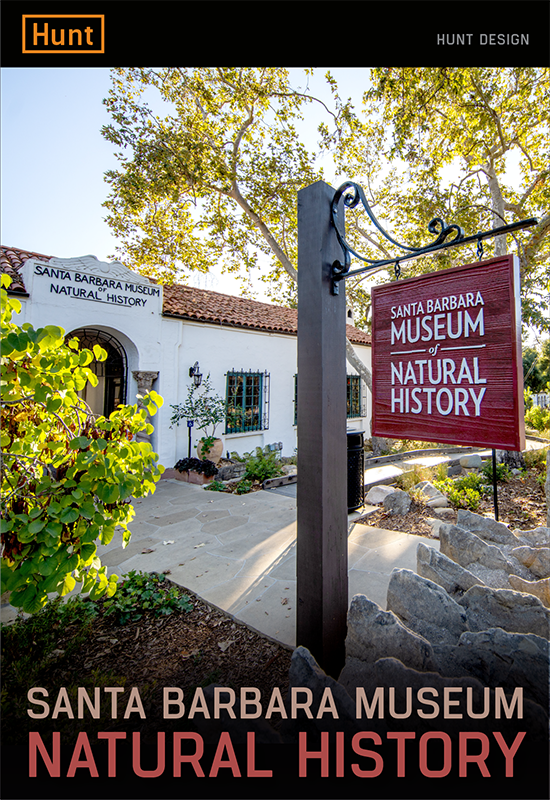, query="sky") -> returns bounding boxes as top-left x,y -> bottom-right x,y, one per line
0,67 -> 373,297
0,66 -> 534,327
